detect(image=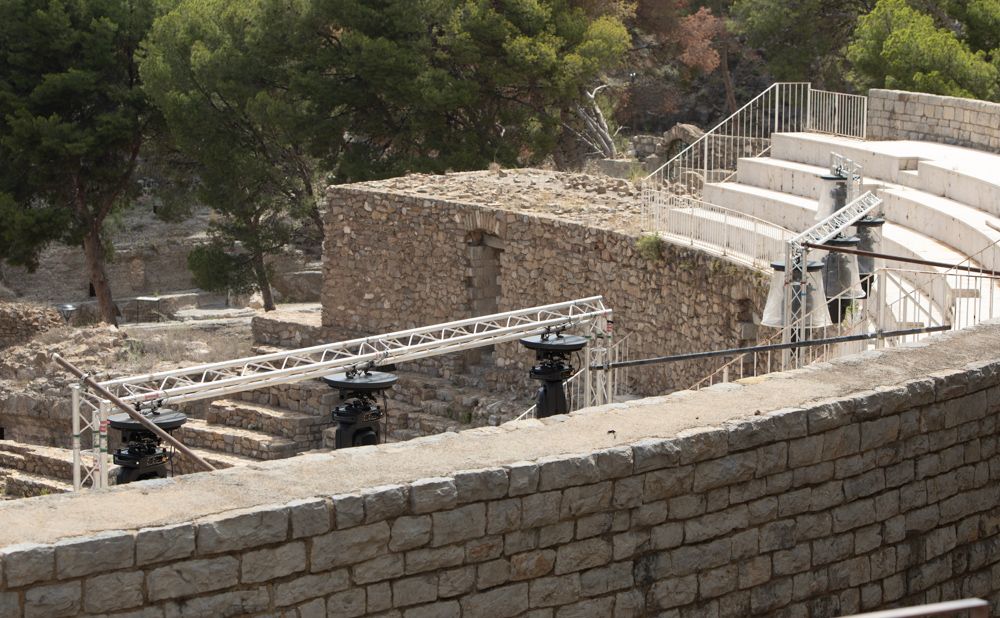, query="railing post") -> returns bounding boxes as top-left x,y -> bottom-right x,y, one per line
98,399 -> 110,489
71,385 -> 81,491
805,84 -> 812,131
